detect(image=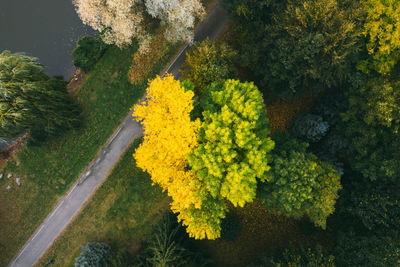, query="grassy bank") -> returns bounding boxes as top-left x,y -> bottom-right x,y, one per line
0,37 -> 180,265
37,139 -> 169,267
